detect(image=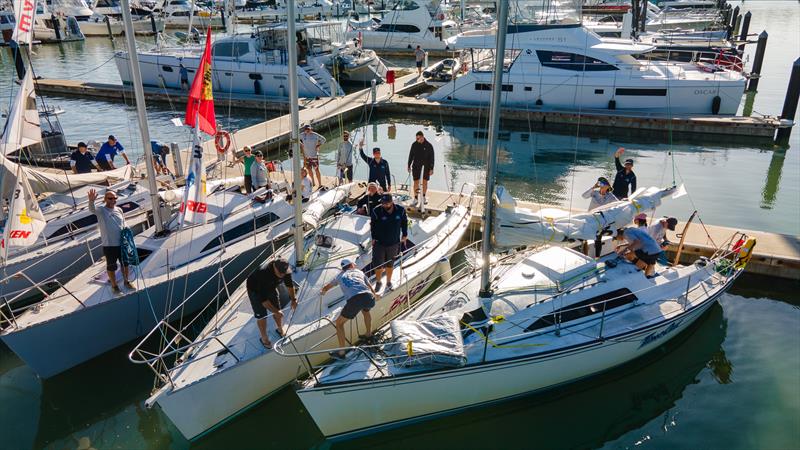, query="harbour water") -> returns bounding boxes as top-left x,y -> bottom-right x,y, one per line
1,1 -> 799,449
